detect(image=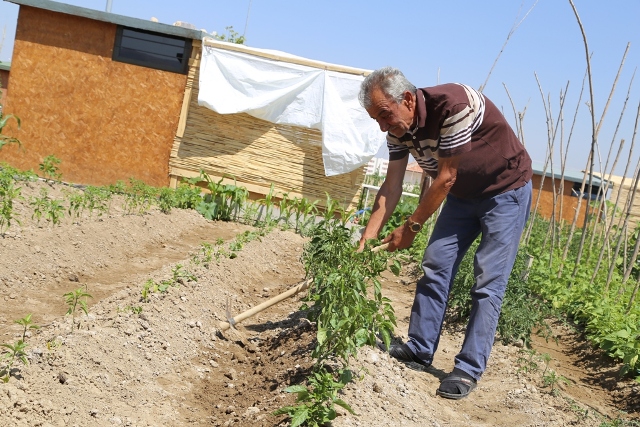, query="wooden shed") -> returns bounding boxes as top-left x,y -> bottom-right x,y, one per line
0,0 -> 367,210
595,174 -> 640,227
0,61 -> 9,105
0,0 -> 200,187
531,162 -> 608,226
